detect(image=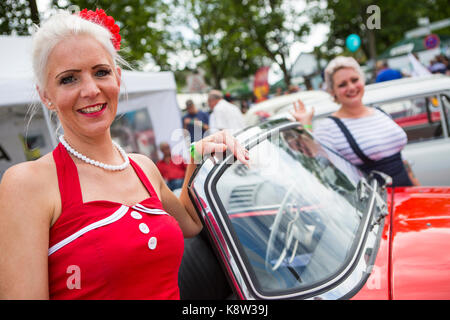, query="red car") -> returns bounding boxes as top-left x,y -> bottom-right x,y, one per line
178,119 -> 450,300
354,186 -> 450,299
